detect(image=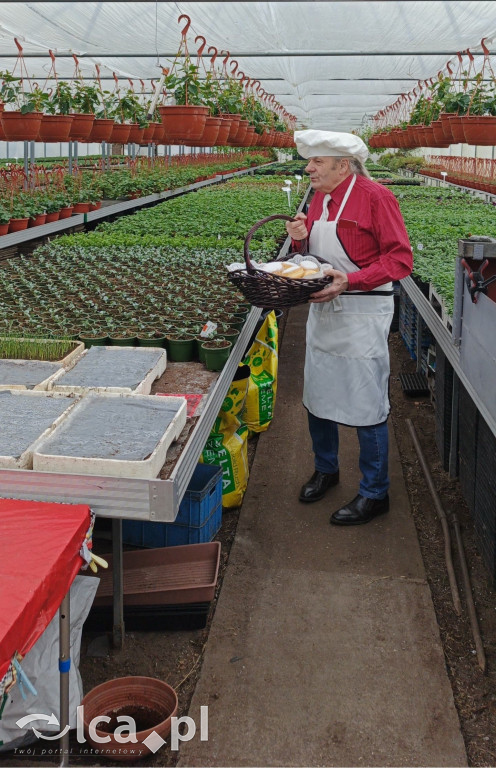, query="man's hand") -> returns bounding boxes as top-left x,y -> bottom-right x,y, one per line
309,268 -> 349,303
285,212 -> 308,241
